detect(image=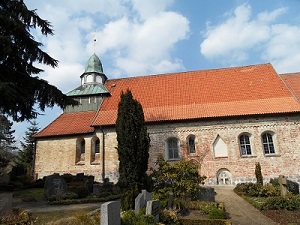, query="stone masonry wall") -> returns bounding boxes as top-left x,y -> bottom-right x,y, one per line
35,134 -> 103,181
35,114 -> 300,185
147,114 -> 300,185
